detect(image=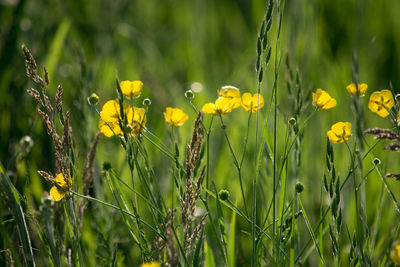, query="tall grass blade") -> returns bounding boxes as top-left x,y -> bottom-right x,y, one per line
0,162 -> 36,267
228,209 -> 236,267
